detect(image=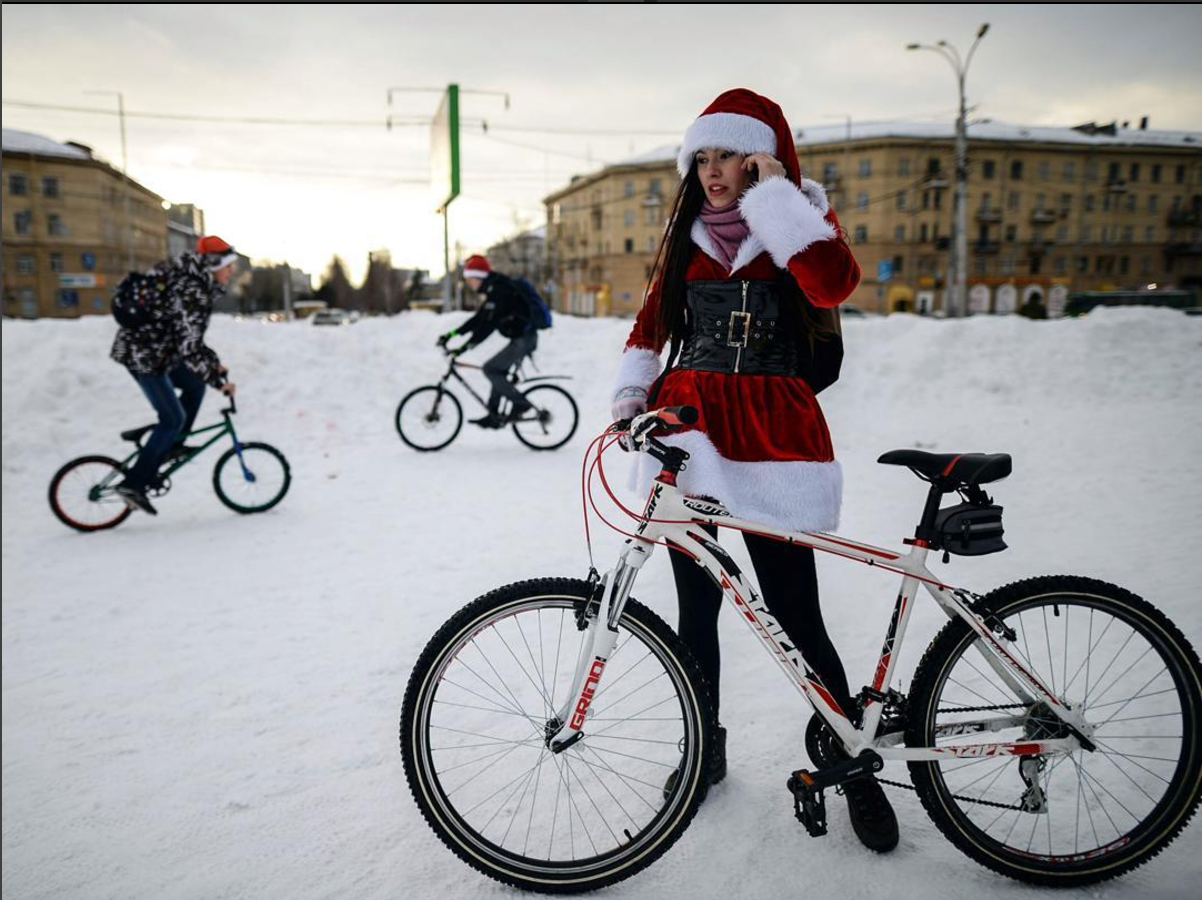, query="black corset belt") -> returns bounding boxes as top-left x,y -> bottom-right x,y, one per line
677,280 -> 800,376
